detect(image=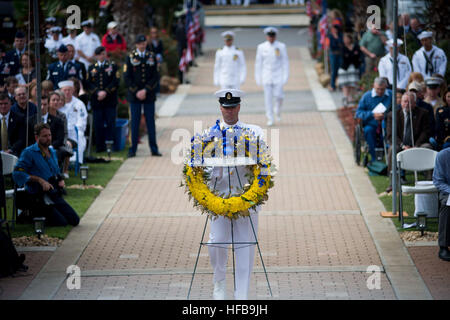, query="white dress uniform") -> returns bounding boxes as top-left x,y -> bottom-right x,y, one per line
378,40 -> 412,90
206,89 -> 265,300
412,45 -> 447,79
45,27 -> 64,59
59,95 -> 88,164
75,31 -> 101,70
255,28 -> 289,125
214,44 -> 246,89
412,32 -> 447,79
